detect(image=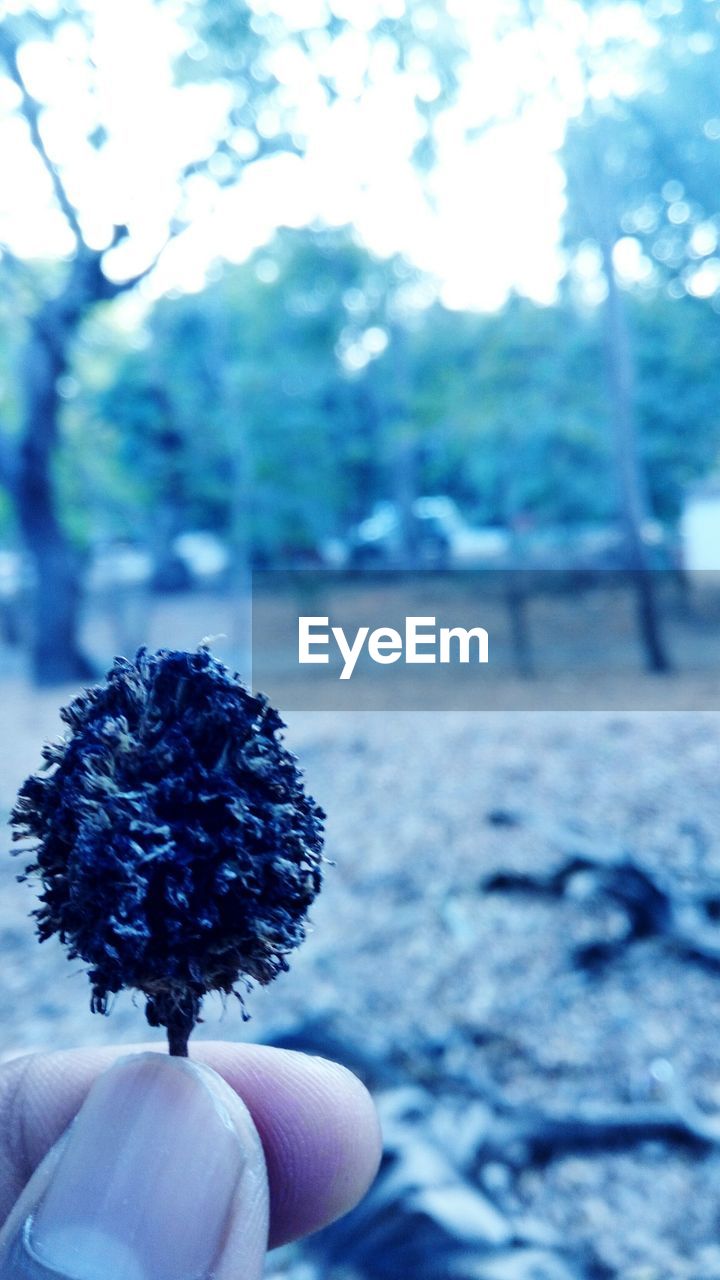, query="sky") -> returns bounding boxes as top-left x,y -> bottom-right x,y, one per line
0,0 -> 655,312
